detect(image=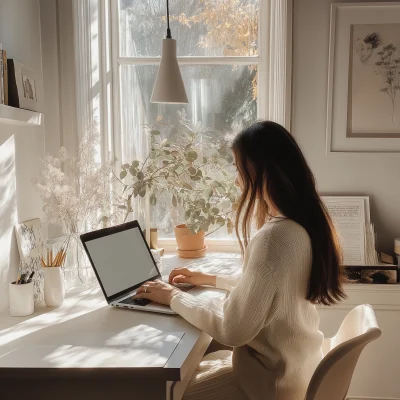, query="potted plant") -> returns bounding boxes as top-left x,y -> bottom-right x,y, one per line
115,112 -> 239,258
